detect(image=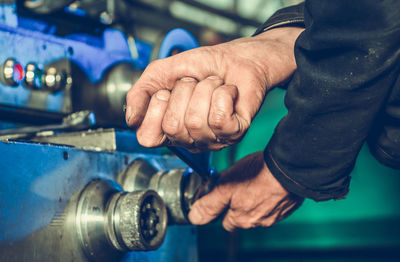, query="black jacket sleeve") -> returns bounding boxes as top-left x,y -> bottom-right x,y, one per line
260,0 -> 400,201
253,2 -> 305,36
